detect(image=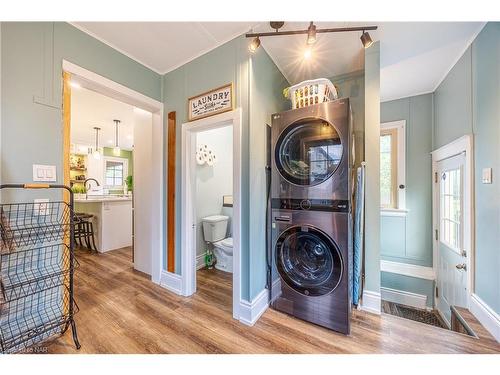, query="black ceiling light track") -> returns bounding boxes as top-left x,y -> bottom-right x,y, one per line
247,22 -> 377,52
